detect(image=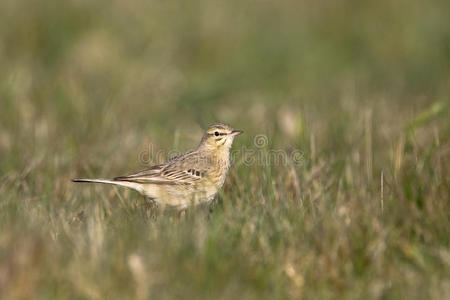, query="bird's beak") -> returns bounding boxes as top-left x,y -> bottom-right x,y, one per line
231,130 -> 243,136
